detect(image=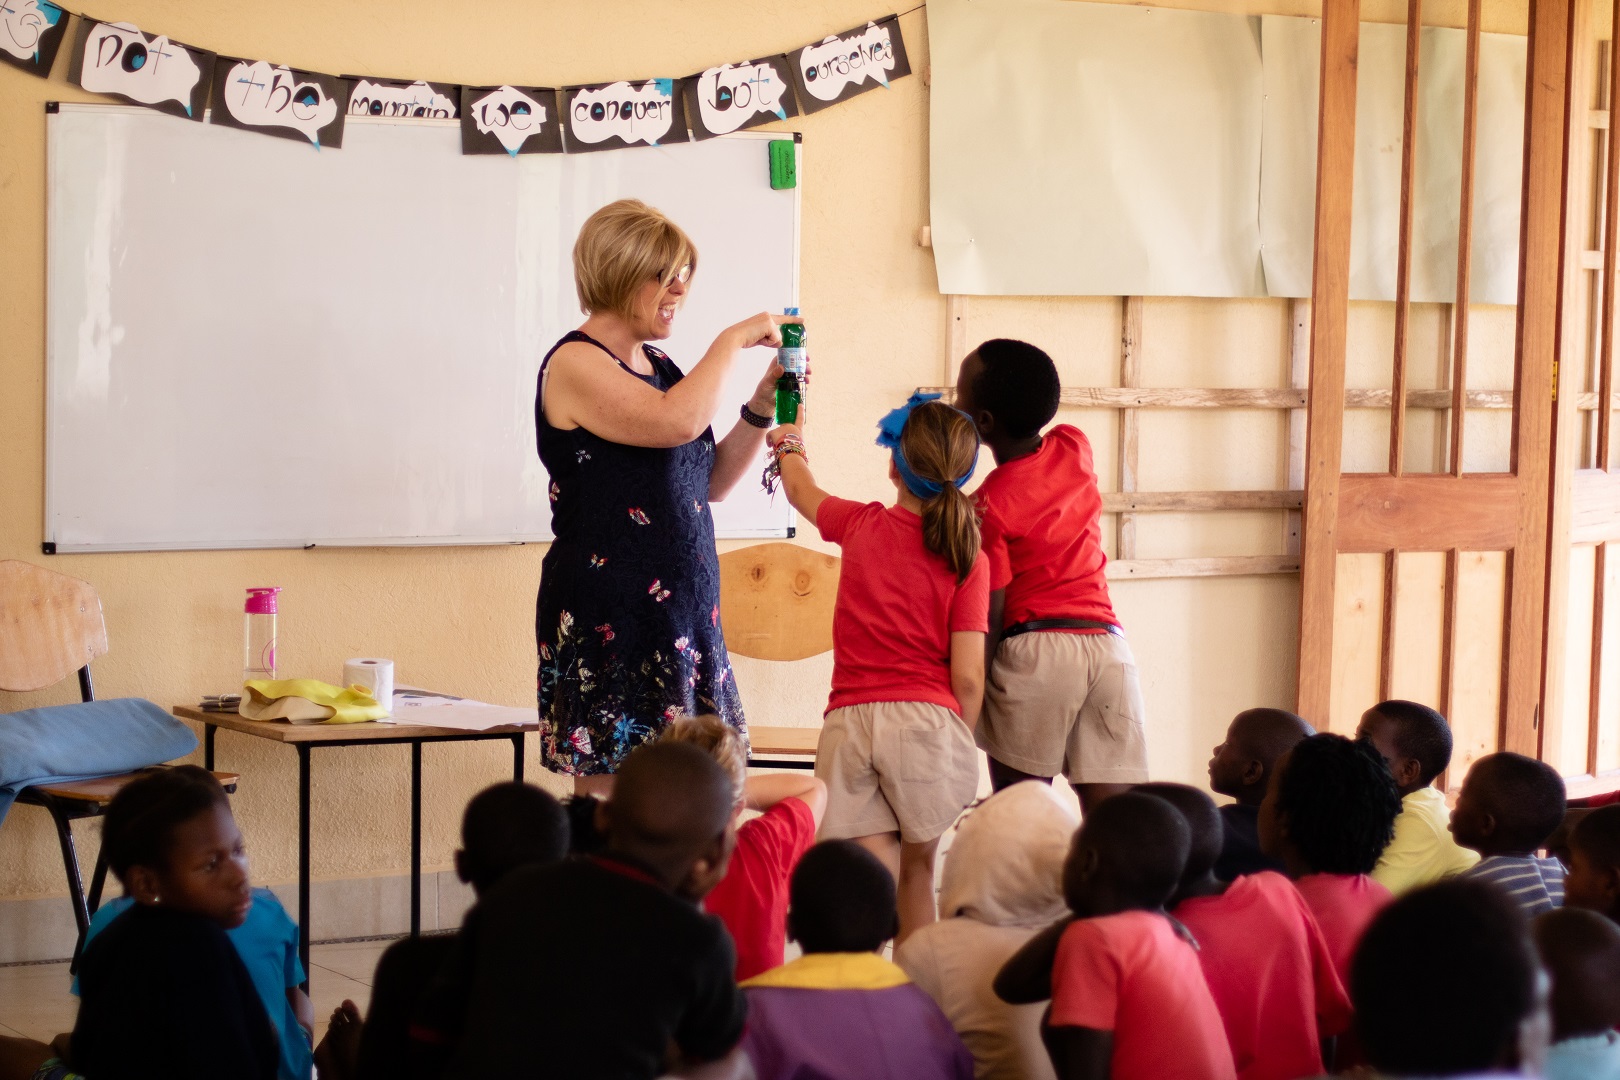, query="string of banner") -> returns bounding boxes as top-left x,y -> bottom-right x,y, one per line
0,3 -> 911,152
